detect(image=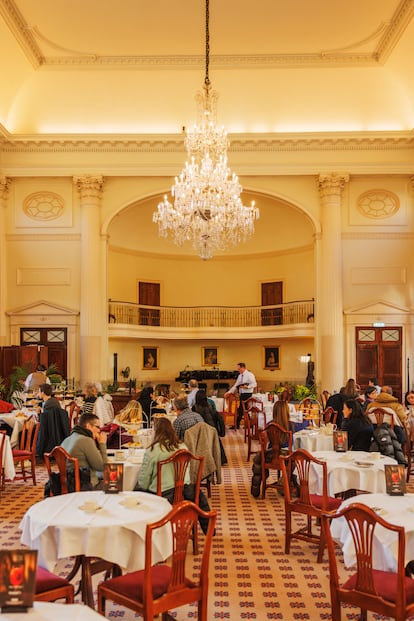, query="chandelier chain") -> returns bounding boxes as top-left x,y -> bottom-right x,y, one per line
205,0 -> 210,87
